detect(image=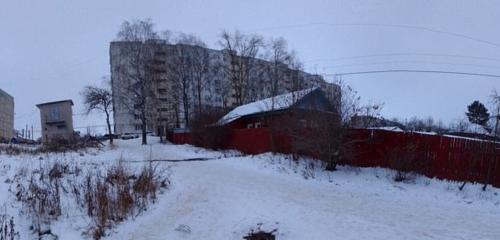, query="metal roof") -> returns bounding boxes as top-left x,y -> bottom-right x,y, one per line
36,99 -> 74,108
